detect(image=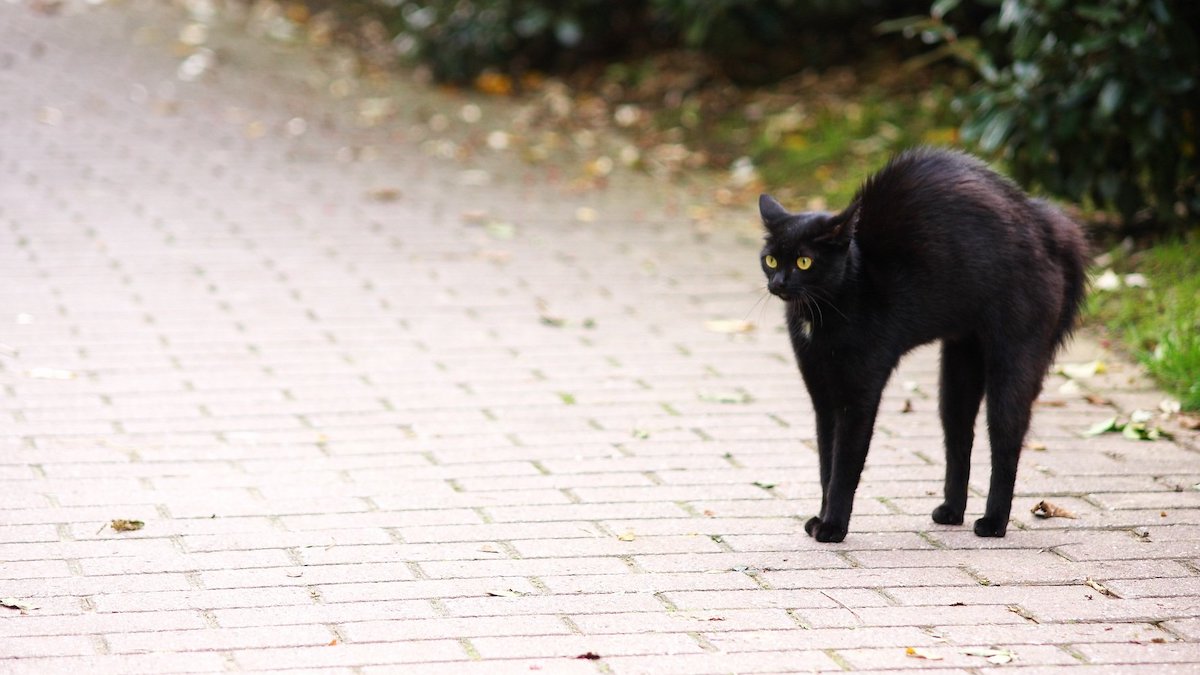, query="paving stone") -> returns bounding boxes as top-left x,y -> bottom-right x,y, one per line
2,1 -> 1198,671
